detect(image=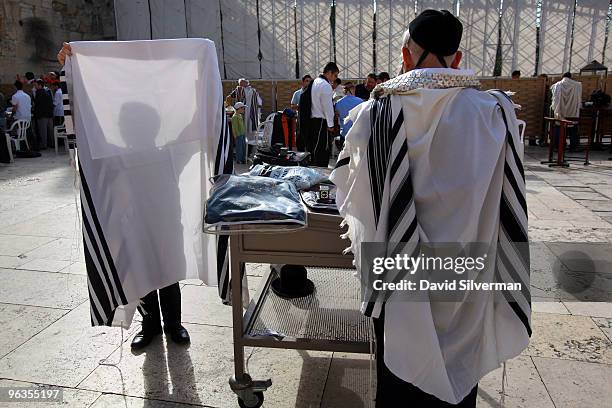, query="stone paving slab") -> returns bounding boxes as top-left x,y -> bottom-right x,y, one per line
59,261 -> 88,276
0,268 -> 87,309
0,302 -> 139,388
477,356 -> 555,408
179,285 -> 233,328
0,256 -> 28,269
592,317 -> 612,342
0,234 -> 56,257
0,379 -> 101,408
524,313 -> 612,364
78,323 -> 331,408
531,357 -> 612,408
0,304 -> 67,359
89,393 -> 197,408
2,208 -> 79,238
21,237 -> 84,262
16,258 -> 73,273
320,352 -> 373,408
562,301 -> 612,319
